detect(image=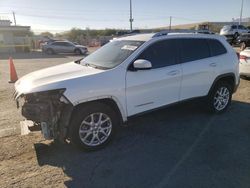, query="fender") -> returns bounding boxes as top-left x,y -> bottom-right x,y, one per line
72,95 -> 127,122
208,73 -> 237,95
